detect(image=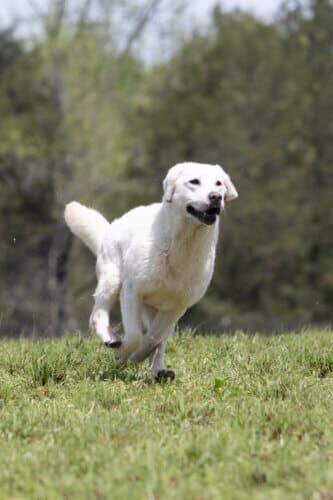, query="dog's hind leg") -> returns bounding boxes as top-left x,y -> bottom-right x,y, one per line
131,309 -> 183,364
89,264 -> 121,347
113,284 -> 143,366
